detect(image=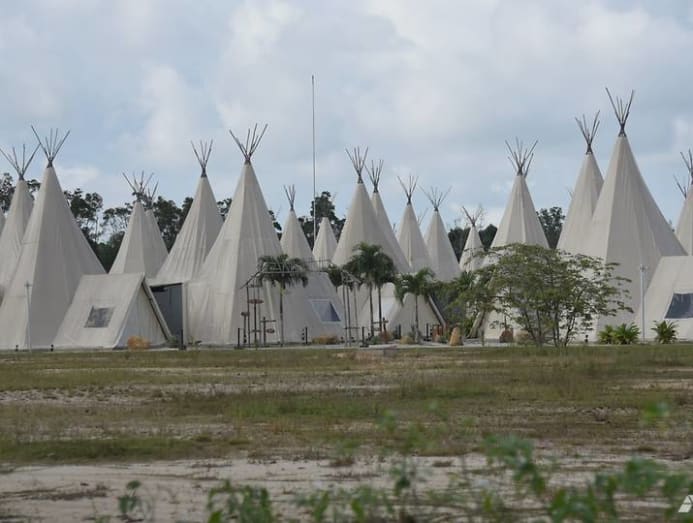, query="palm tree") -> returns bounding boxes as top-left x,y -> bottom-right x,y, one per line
395,267 -> 436,342
257,253 -> 309,346
372,254 -> 396,333
345,242 -> 396,337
